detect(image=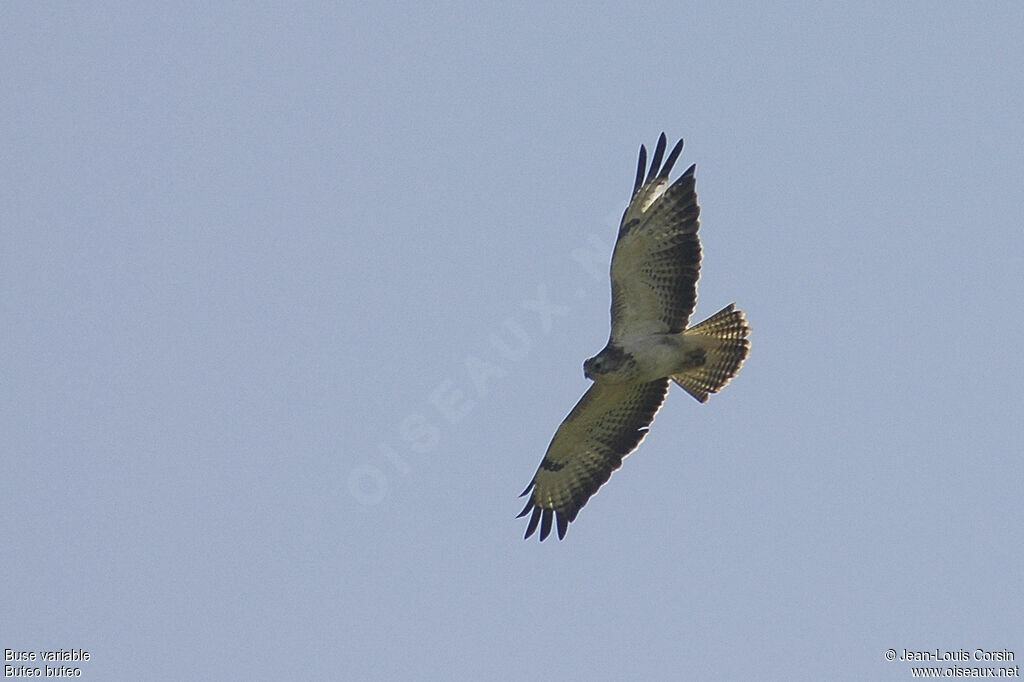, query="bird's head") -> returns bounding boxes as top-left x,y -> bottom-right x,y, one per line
583,345 -> 628,381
